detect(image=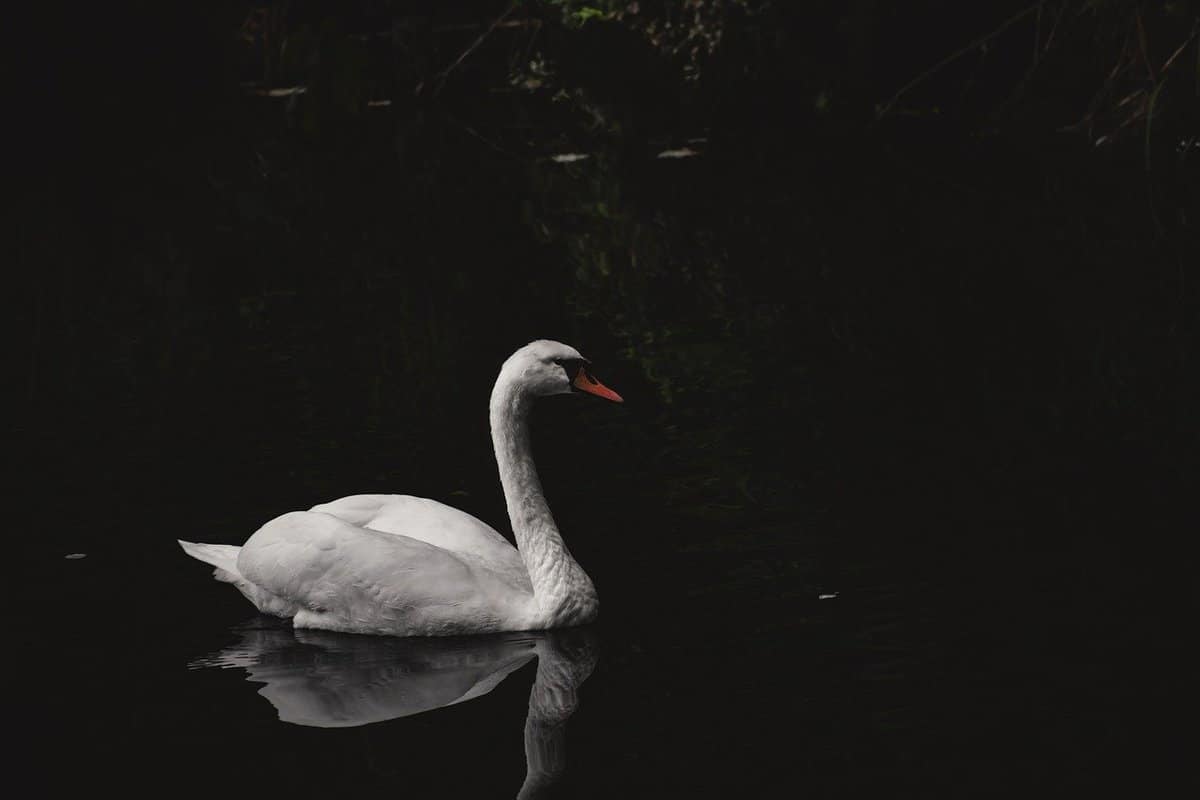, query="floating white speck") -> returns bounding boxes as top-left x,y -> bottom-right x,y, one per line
259,86 -> 307,98
551,153 -> 590,163
818,593 -> 838,600
656,147 -> 700,159
65,553 -> 87,560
